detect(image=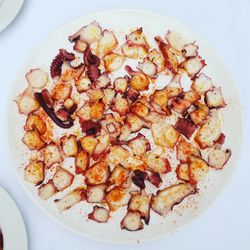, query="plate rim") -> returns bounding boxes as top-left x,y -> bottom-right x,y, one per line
0,186 -> 28,250
5,8 -> 245,244
0,0 -> 24,32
